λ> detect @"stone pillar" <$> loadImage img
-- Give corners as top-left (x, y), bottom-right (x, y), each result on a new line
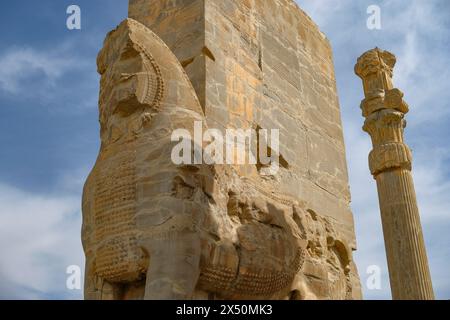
top-left (354, 48), bottom-right (434, 300)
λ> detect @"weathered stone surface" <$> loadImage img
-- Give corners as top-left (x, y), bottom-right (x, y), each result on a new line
top-left (81, 0), bottom-right (362, 300)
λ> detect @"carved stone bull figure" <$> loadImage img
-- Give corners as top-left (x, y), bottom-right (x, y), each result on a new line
top-left (82, 19), bottom-right (353, 300)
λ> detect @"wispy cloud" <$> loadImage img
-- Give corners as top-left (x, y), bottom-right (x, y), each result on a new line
top-left (0, 45), bottom-right (77, 94)
top-left (0, 42), bottom-right (98, 113)
top-left (0, 182), bottom-right (84, 299)
top-left (385, 0), bottom-right (450, 125)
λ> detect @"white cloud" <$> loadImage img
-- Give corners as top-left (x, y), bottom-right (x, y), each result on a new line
top-left (0, 46), bottom-right (76, 94)
top-left (414, 148), bottom-right (450, 223)
top-left (386, 1), bottom-right (450, 125)
top-left (0, 182), bottom-right (84, 299)
top-left (57, 166), bottom-right (92, 194)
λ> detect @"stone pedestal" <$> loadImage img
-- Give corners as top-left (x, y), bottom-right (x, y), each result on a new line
top-left (355, 48), bottom-right (434, 300)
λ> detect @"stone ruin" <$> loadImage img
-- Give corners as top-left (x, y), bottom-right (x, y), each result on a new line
top-left (82, 0), bottom-right (362, 300)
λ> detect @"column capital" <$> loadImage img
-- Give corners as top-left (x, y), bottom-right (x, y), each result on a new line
top-left (355, 48), bottom-right (408, 117)
top-left (355, 47), bottom-right (396, 81)
top-left (363, 109), bottom-right (412, 176)
top-left (355, 48), bottom-right (412, 177)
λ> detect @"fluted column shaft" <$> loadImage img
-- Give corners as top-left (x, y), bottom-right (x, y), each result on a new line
top-left (355, 48), bottom-right (434, 300)
top-left (376, 169), bottom-right (434, 299)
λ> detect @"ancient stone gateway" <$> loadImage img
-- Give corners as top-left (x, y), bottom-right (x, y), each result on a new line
top-left (82, 0), bottom-right (362, 300)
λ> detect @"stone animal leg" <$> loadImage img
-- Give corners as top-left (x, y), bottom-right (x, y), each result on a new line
top-left (84, 259), bottom-right (123, 300)
top-left (83, 259), bottom-right (100, 300)
top-left (98, 280), bottom-right (123, 300)
top-left (141, 231), bottom-right (201, 300)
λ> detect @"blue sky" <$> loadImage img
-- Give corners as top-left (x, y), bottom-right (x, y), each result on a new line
top-left (0, 0), bottom-right (448, 300)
